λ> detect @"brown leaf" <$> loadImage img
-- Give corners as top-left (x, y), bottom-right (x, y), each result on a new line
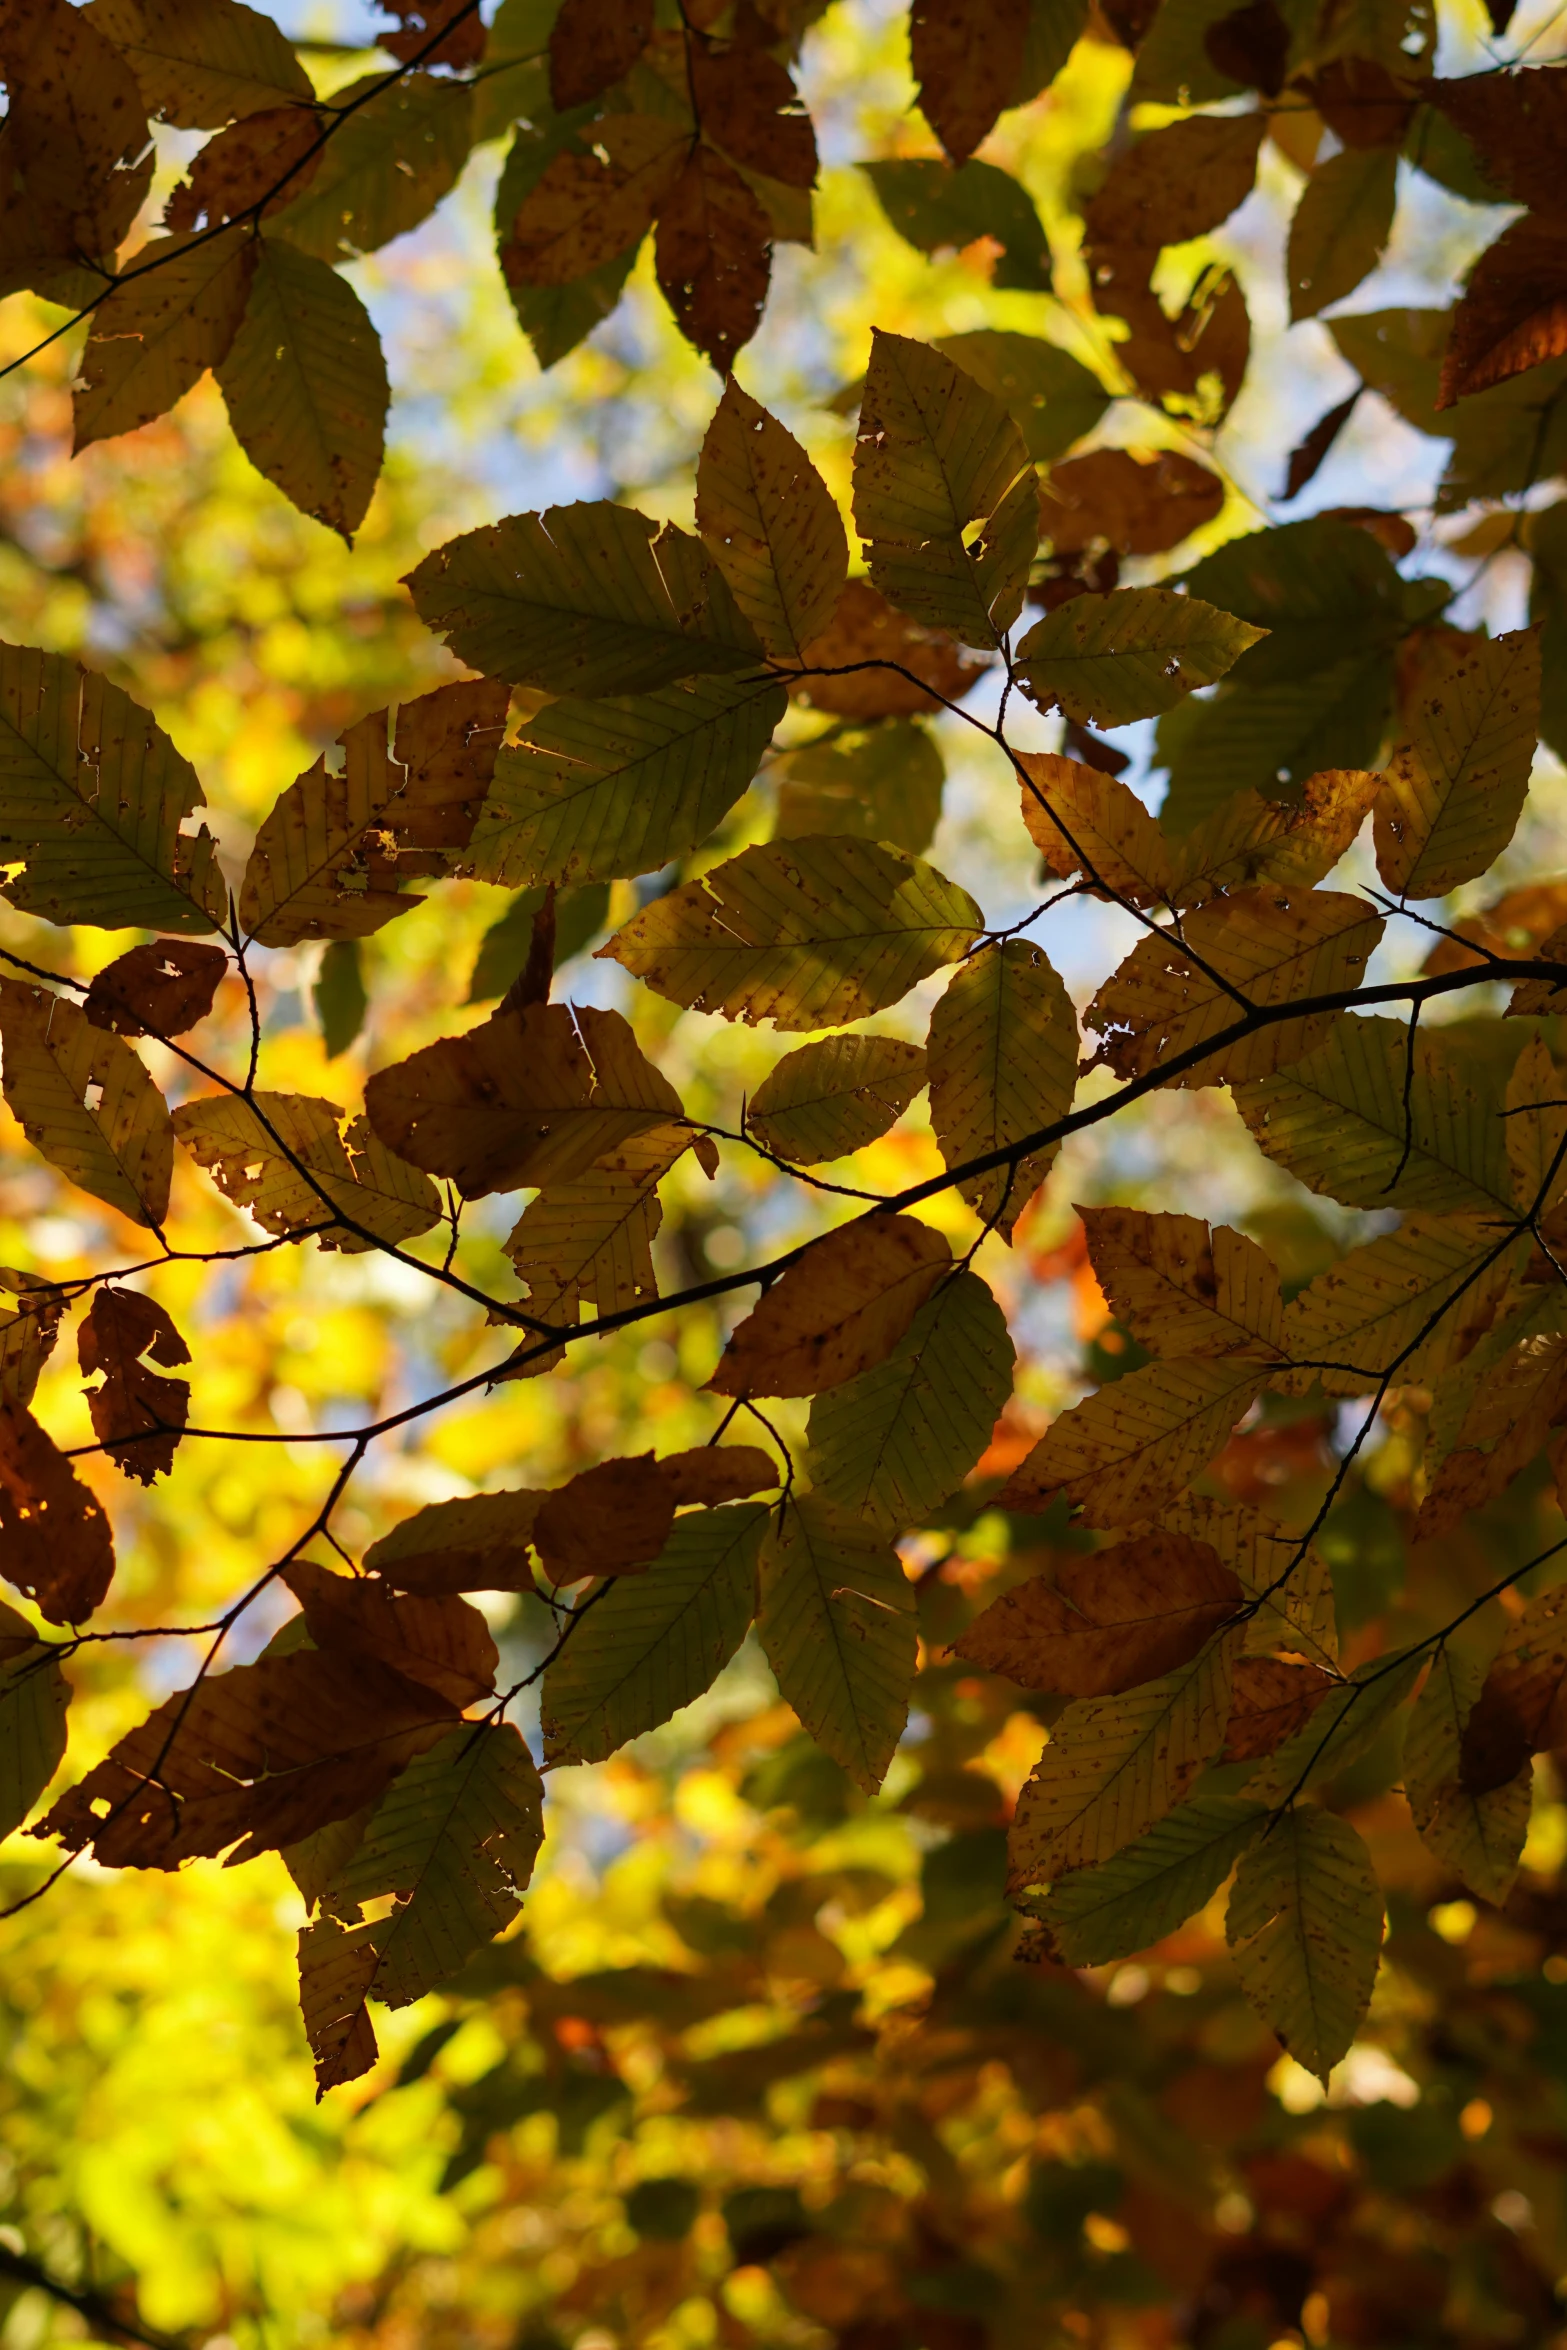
top-left (707, 1213), bottom-right (951, 1398)
top-left (1416, 1326), bottom-right (1567, 1538)
top-left (83, 939), bottom-right (228, 1039)
top-left (1282, 390), bottom-right (1360, 500)
top-left (654, 145), bottom-right (772, 375)
top-left (1084, 114), bottom-right (1265, 251)
top-left (0, 1272), bottom-right (65, 1408)
top-left (284, 1558), bottom-right (498, 1708)
top-left (1438, 215), bottom-right (1567, 408)
top-left (165, 105), bottom-right (323, 231)
top-left (0, 1401), bottom-right (115, 1625)
top-left (1422, 879), bottom-right (1567, 979)
top-left (1307, 57), bottom-right (1416, 149)
top-left (1465, 1585), bottom-right (1567, 1790)
top-left (298, 1916), bottom-right (380, 2093)
top-left (1429, 66), bottom-right (1567, 221)
top-left (533, 1455), bottom-right (676, 1586)
top-left (786, 579), bottom-right (989, 719)
top-left (690, 42), bottom-right (817, 187)
top-left (78, 1286), bottom-right (191, 1484)
top-left (1039, 450), bottom-right (1224, 557)
top-left (1204, 1), bottom-right (1289, 95)
top-left (548, 0), bottom-right (653, 109)
top-left (955, 1533), bottom-right (1241, 1696)
top-left (363, 1491), bottom-right (544, 1595)
top-left (1223, 1656), bottom-right (1336, 1761)
top-left (1081, 1206), bottom-right (1285, 1361)
top-left (1089, 251), bottom-right (1251, 415)
top-left (659, 1444), bottom-right (778, 1505)
top-left (504, 114), bottom-right (687, 286)
top-left (377, 0), bottom-right (486, 69)
top-left (0, 0), bottom-right (151, 269)
top-left (908, 0), bottom-right (1029, 166)
top-left (364, 999), bottom-right (683, 1200)
top-left (36, 1648), bottom-right (458, 1867)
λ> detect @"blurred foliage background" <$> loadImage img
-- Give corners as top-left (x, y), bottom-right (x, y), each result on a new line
top-left (5, 0), bottom-right (1567, 2344)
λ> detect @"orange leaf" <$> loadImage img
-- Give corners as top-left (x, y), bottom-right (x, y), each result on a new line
top-left (707, 1213), bottom-right (951, 1397)
top-left (955, 1532), bottom-right (1241, 1696)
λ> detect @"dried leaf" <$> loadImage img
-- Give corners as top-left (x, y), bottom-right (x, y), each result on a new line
top-left (1081, 1206), bottom-right (1285, 1360)
top-left (695, 381), bottom-right (847, 659)
top-left (0, 981), bottom-right (174, 1227)
top-left (654, 145), bottom-right (773, 375)
top-left (533, 1455), bottom-right (677, 1587)
top-left (364, 1491), bottom-right (544, 1596)
top-left (659, 1446), bottom-right (778, 1506)
top-left (958, 1532), bottom-right (1241, 1697)
top-left (787, 579), bottom-right (989, 719)
top-left (689, 42), bottom-right (817, 189)
top-left (173, 1091), bottom-right (442, 1250)
top-left (283, 1558), bottom-right (498, 1709)
top-left (506, 114), bottom-right (687, 284)
top-left (0, 1403), bottom-right (116, 1626)
top-left (83, 940), bottom-right (228, 1038)
top-left (707, 1213), bottom-right (951, 1398)
top-left (165, 104), bottom-right (323, 231)
top-left (1222, 1656), bottom-right (1335, 1762)
top-left (1039, 449), bottom-right (1223, 557)
top-left (548, 0), bottom-right (653, 107)
top-left (909, 0), bottom-right (1030, 166)
top-left (78, 1287), bottom-right (190, 1484)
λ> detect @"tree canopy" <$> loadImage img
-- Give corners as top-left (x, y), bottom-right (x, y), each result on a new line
top-left (0, 0), bottom-right (1566, 2341)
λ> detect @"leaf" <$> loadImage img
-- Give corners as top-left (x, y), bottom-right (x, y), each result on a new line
top-left (0, 642), bottom-right (226, 932)
top-left (365, 1491), bottom-right (545, 1596)
top-left (927, 940), bottom-right (1078, 1238)
top-left (540, 1503), bottom-right (768, 1764)
top-left (270, 69), bottom-right (473, 262)
top-left (1154, 1493), bottom-right (1339, 1673)
top-left (1039, 450), bottom-right (1224, 558)
top-left (773, 723), bottom-right (945, 858)
top-left (1007, 1630), bottom-right (1236, 1886)
top-left (1080, 1206), bottom-right (1285, 1361)
top-left (958, 1532), bottom-right (1242, 1698)
top-left (494, 118), bottom-right (639, 368)
top-left (0, 1597), bottom-right (70, 1840)
top-left (1035, 1795), bottom-right (1269, 1966)
top-left (0, 981), bottom-right (174, 1227)
top-left (1226, 1808), bottom-right (1382, 2084)
top-left (758, 1496), bottom-right (916, 1794)
top-left (695, 382), bottom-right (847, 661)
top-left (463, 676), bottom-right (783, 891)
top-left (0, 1404), bottom-right (116, 1626)
top-left (0, 0), bottom-right (152, 274)
top-left (654, 145), bottom-right (773, 374)
top-left (1275, 1214), bottom-right (1516, 1399)
top-left (864, 160), bottom-right (1052, 294)
top-left (1017, 752), bottom-right (1175, 904)
top-left (935, 329), bottom-right (1108, 463)
top-left (83, 0), bottom-right (314, 126)
top-left (598, 837), bottom-right (982, 1031)
top-left (172, 1091), bottom-right (441, 1251)
top-left (1234, 1015), bottom-right (1513, 1215)
top-left (502, 113), bottom-right (687, 284)
top-left (503, 1122), bottom-right (690, 1341)
top-left (1439, 215), bottom-right (1567, 407)
top-left (1162, 769), bottom-right (1382, 904)
top-left (215, 235), bottom-right (388, 541)
top-left (1414, 1315), bottom-right (1567, 1539)
top-left (364, 1000), bottom-right (682, 1200)
top-left (283, 1558), bottom-right (499, 1709)
top-left (315, 939), bottom-right (367, 1059)
top-left (1421, 875), bottom-right (1567, 978)
top-left (707, 1213), bottom-right (951, 1399)
top-left (405, 504), bottom-right (762, 696)
top-left (787, 579), bottom-right (989, 720)
top-left (548, 0), bottom-right (652, 108)
top-left (83, 939), bottom-right (227, 1038)
top-left (1084, 887), bottom-right (1384, 1087)
top-left (1018, 591), bottom-right (1266, 727)
top-left (688, 42), bottom-right (817, 192)
top-left (239, 678), bottom-right (509, 945)
top-left (1426, 65), bottom-right (1567, 219)
top-left (1458, 1585), bottom-right (1567, 1793)
top-left (660, 1446), bottom-right (778, 1506)
top-left (852, 329), bottom-right (1036, 648)
top-left (806, 1267), bottom-right (1015, 1529)
top-left (1372, 625), bottom-right (1541, 897)
top-left (36, 1648), bottom-right (459, 1868)
top-left (1404, 1645), bottom-right (1529, 1904)
top-left (0, 1276), bottom-right (65, 1411)
top-left (533, 1456), bottom-right (676, 1587)
top-left (468, 882), bottom-right (608, 1003)
top-left (1505, 1035), bottom-right (1567, 1222)
top-left (1282, 388), bottom-right (1361, 499)
top-left (78, 1287), bottom-right (190, 1484)
top-left (997, 1356), bottom-right (1264, 1527)
top-left (72, 231), bottom-right (256, 448)
top-left (1158, 656), bottom-right (1397, 834)
top-left (908, 0), bottom-right (1030, 165)
top-left (297, 1723), bottom-right (545, 2090)
top-left (747, 1034), bottom-right (927, 1165)
top-left (1288, 147), bottom-right (1399, 322)
top-left (1083, 113), bottom-right (1265, 249)
top-left (165, 104), bottom-right (323, 232)
top-left (1223, 1657), bottom-right (1336, 1763)
top-left (1242, 1649), bottom-right (1424, 1804)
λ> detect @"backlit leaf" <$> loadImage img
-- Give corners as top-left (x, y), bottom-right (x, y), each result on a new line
top-left (1373, 625), bottom-right (1541, 897)
top-left (1223, 1657), bottom-right (1336, 1764)
top-left (787, 579), bottom-right (989, 720)
top-left (269, 69), bottom-right (473, 262)
top-left (1083, 112), bottom-right (1264, 249)
top-left (864, 160), bottom-right (1052, 294)
top-left (503, 1122), bottom-right (691, 1344)
top-left (908, 0), bottom-right (1029, 166)
top-left (1275, 1213), bottom-right (1516, 1398)
top-left (72, 231), bottom-right (256, 448)
top-left (1017, 590), bottom-right (1265, 727)
top-left (653, 145), bottom-right (772, 375)
top-left (284, 1559), bottom-right (499, 1709)
top-left (758, 1495), bottom-right (915, 1793)
top-left (1241, 1649), bottom-right (1423, 1804)
top-left (83, 940), bottom-right (228, 1039)
top-left (84, 0), bottom-right (313, 125)
top-left (747, 1034), bottom-right (927, 1165)
top-left (1080, 1206), bottom-right (1285, 1360)
top-left (1035, 1795), bottom-right (1269, 1966)
top-left (957, 1532), bottom-right (1241, 1697)
top-left (1439, 216), bottom-right (1567, 408)
top-left (772, 721), bottom-right (945, 857)
top-left (548, 0), bottom-right (652, 108)
top-left (998, 1356), bottom-right (1263, 1527)
top-left (1039, 449), bottom-right (1223, 558)
top-left (78, 1287), bottom-right (190, 1484)
top-left (0, 981), bottom-right (173, 1227)
top-left (1226, 1807), bottom-right (1382, 2084)
top-left (0, 1597), bottom-right (70, 1840)
top-left (533, 1456), bottom-right (676, 1587)
top-left (172, 1091), bottom-right (442, 1251)
top-left (1404, 1644), bottom-right (1530, 1904)
top-left (503, 112), bottom-right (686, 284)
top-left (695, 381), bottom-right (847, 660)
top-left (927, 939), bottom-right (1078, 1237)
top-left (365, 1491), bottom-right (544, 1597)
top-left (0, 1404), bottom-right (116, 1626)
top-left (936, 328), bottom-right (1108, 462)
top-left (1152, 1493), bottom-right (1339, 1673)
top-left (1288, 147), bottom-right (1398, 321)
top-left (709, 1213), bottom-right (950, 1399)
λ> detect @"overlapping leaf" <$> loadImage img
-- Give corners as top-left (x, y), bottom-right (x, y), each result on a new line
top-left (0, 982), bottom-right (174, 1227)
top-left (174, 1090), bottom-right (442, 1249)
top-left (927, 940), bottom-right (1078, 1238)
top-left (758, 1496), bottom-right (915, 1795)
top-left (1226, 1808), bottom-right (1382, 2084)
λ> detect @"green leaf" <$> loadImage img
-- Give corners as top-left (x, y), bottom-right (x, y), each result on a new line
top-left (747, 1033), bottom-right (927, 1165)
top-left (1226, 1807), bottom-right (1382, 2083)
top-left (597, 836), bottom-right (982, 1031)
top-left (927, 939), bottom-right (1078, 1238)
top-left (1529, 498), bottom-right (1567, 765)
top-left (1328, 309), bottom-right (1567, 512)
top-left (1404, 1644), bottom-right (1530, 1905)
top-left (1233, 1014), bottom-right (1514, 1216)
top-left (1008, 1632), bottom-right (1236, 1886)
top-left (0, 643), bottom-right (226, 933)
top-left (172, 1091), bottom-right (442, 1251)
top-left (1154, 1494), bottom-right (1339, 1673)
top-left (463, 676), bottom-right (784, 889)
top-left (757, 1495), bottom-right (916, 1794)
top-left (852, 328), bottom-right (1036, 648)
top-left (935, 330), bottom-right (1110, 465)
top-left (270, 70), bottom-right (473, 262)
top-left (83, 0), bottom-right (314, 126)
top-left (1035, 1795), bottom-right (1269, 1966)
top-left (493, 111), bottom-right (638, 369)
top-left (863, 160), bottom-right (1052, 294)
top-left (1018, 0), bottom-right (1091, 100)
top-left (1275, 1214), bottom-right (1518, 1400)
top-left (314, 939), bottom-right (367, 1060)
top-left (1157, 654), bottom-right (1396, 833)
top-left (1373, 625), bottom-right (1542, 897)
top-left (0, 981), bottom-right (173, 1227)
top-left (695, 380), bottom-right (848, 661)
top-left (773, 722), bottom-right (945, 857)
top-left (541, 1504), bottom-right (767, 1765)
top-left (999, 1356), bottom-right (1263, 1527)
top-left (467, 882), bottom-right (610, 1002)
top-left (404, 505), bottom-right (763, 696)
top-left (0, 1596), bottom-right (69, 1839)
top-left (1182, 517), bottom-right (1416, 685)
top-left (216, 235), bottom-right (388, 541)
top-left (1016, 590), bottom-right (1264, 727)
top-left (1288, 148), bottom-right (1399, 322)
top-left (1241, 1649), bottom-right (1423, 1804)
top-left (72, 230), bottom-right (256, 449)
top-left (805, 1267), bottom-right (1014, 1531)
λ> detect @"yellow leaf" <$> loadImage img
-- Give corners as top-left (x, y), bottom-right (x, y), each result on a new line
top-left (998, 1355), bottom-right (1263, 1527)
top-left (1080, 1205), bottom-right (1285, 1360)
